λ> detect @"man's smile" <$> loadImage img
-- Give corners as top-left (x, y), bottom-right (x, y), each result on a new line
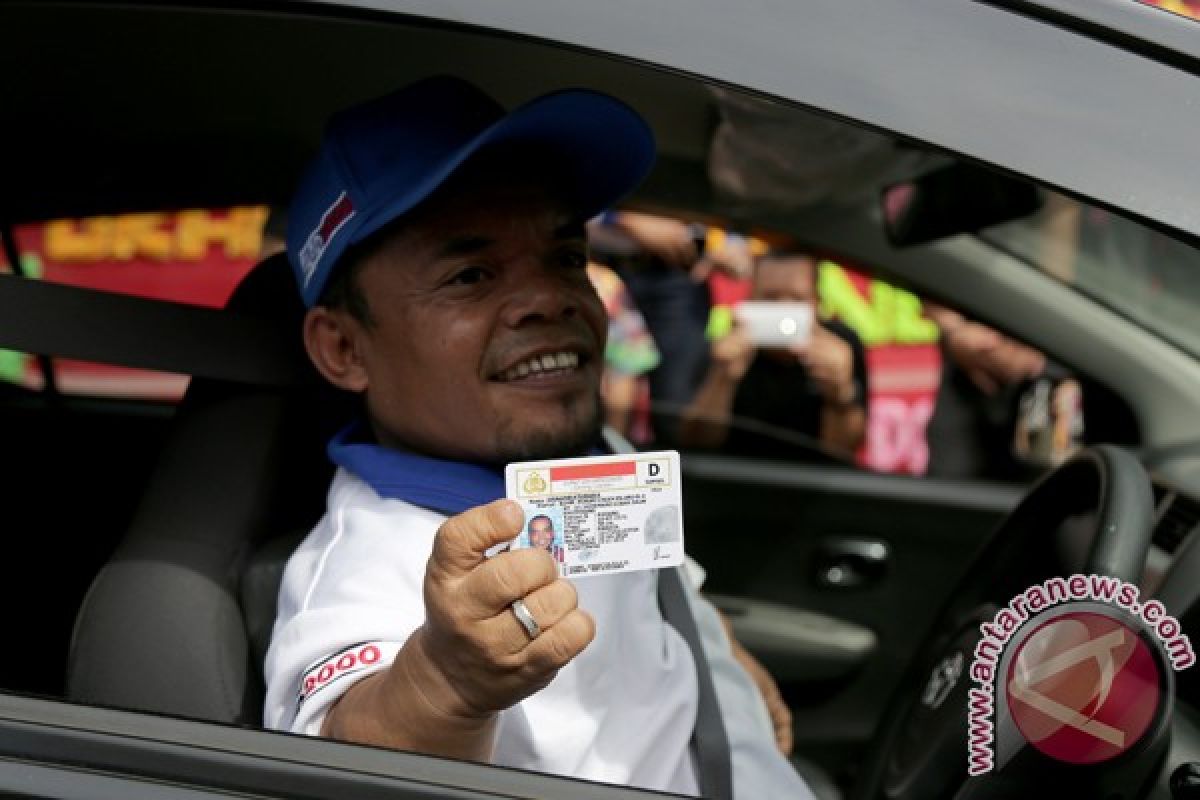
top-left (490, 343), bottom-right (596, 386)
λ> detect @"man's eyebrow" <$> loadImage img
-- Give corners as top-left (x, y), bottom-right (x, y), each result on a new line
top-left (434, 222), bottom-right (584, 260)
top-left (436, 235), bottom-right (494, 260)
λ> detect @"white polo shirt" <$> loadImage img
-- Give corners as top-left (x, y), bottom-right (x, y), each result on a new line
top-left (264, 467), bottom-right (813, 798)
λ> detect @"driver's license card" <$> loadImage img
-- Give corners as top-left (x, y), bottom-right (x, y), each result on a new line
top-left (499, 451), bottom-right (684, 578)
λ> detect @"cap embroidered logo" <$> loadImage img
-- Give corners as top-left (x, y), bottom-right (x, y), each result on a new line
top-left (299, 191), bottom-right (356, 285)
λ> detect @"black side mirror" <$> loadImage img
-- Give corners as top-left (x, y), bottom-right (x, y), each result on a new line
top-left (882, 162), bottom-right (1043, 247)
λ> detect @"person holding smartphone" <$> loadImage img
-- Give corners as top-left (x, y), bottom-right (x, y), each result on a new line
top-left (679, 251), bottom-right (868, 458)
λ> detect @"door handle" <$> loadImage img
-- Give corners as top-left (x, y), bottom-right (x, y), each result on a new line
top-left (814, 537), bottom-right (889, 589)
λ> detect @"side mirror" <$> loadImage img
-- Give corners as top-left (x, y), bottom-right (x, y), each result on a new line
top-left (882, 162), bottom-right (1043, 247)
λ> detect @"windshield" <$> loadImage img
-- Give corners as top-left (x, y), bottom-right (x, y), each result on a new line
top-left (982, 191), bottom-right (1200, 358)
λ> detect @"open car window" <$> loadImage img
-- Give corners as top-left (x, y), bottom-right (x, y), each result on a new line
top-left (983, 191), bottom-right (1200, 361)
top-left (1, 207), bottom-right (273, 400)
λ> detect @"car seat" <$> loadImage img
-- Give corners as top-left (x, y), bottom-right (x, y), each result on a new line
top-left (66, 253), bottom-right (345, 724)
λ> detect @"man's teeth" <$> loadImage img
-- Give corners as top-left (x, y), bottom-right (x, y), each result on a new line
top-left (502, 351), bottom-right (580, 381)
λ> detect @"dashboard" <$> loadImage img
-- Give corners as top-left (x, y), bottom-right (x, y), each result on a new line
top-left (1147, 473), bottom-right (1200, 614)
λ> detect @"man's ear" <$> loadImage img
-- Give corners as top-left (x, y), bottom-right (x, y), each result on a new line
top-left (302, 306), bottom-right (369, 392)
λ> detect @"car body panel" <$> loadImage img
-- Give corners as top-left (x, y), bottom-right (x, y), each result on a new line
top-left (324, 0), bottom-right (1200, 235)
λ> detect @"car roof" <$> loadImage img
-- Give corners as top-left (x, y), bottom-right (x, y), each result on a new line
top-left (4, 0), bottom-right (1200, 240)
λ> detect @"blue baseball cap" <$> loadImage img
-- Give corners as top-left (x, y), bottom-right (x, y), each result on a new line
top-left (286, 76), bottom-right (657, 307)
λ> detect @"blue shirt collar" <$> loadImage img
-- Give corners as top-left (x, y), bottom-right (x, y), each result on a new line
top-left (328, 421), bottom-right (609, 517)
top-left (328, 422), bottom-right (504, 516)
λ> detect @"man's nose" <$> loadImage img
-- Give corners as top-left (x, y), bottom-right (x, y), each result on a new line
top-left (502, 264), bottom-right (579, 326)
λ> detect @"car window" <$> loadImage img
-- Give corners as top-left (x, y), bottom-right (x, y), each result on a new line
top-left (601, 212), bottom-right (1105, 485)
top-left (983, 191), bottom-right (1200, 360)
top-left (590, 212), bottom-right (952, 476)
top-left (0, 247), bottom-right (46, 390)
top-left (594, 162), bottom-right (1159, 487)
top-left (1, 206), bottom-right (273, 400)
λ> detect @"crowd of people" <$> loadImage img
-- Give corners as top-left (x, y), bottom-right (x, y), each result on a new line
top-left (584, 210), bottom-right (1083, 477)
top-left (585, 210), bottom-right (872, 464)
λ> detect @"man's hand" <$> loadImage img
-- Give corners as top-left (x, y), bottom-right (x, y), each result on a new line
top-left (944, 321), bottom-right (1044, 396)
top-left (796, 324), bottom-right (856, 407)
top-left (711, 324), bottom-right (757, 384)
top-left (720, 612), bottom-right (793, 756)
top-left (419, 499), bottom-right (596, 717)
top-left (322, 499), bottom-right (595, 759)
top-left (692, 236), bottom-right (755, 282)
top-left (733, 643), bottom-right (794, 756)
top-left (612, 211), bottom-right (698, 269)
top-left (927, 305), bottom-right (1045, 396)
top-left (678, 324), bottom-right (755, 449)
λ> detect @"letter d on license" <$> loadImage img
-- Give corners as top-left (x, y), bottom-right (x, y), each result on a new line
top-left (638, 457), bottom-right (670, 486)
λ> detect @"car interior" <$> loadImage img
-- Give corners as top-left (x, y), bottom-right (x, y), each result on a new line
top-left (6, 3), bottom-right (1200, 799)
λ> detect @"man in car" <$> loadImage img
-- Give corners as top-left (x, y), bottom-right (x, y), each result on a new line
top-left (680, 251), bottom-right (868, 457)
top-left (263, 76), bottom-right (813, 798)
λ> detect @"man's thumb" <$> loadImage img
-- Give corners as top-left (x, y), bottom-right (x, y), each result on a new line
top-left (431, 499), bottom-right (525, 576)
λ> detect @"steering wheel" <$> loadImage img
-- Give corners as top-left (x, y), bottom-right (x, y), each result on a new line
top-left (855, 445), bottom-right (1163, 799)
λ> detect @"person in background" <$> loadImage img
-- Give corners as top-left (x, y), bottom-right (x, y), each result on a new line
top-left (924, 304), bottom-right (1082, 480)
top-left (586, 261), bottom-right (659, 444)
top-left (680, 251), bottom-right (868, 457)
top-left (589, 212), bottom-right (713, 434)
top-left (589, 211), bottom-right (762, 445)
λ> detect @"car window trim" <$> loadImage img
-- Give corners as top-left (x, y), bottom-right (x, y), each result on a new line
top-left (0, 694), bottom-right (681, 800)
top-left (983, 0), bottom-right (1200, 75)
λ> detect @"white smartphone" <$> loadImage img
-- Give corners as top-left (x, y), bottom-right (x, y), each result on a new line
top-left (734, 302), bottom-right (814, 347)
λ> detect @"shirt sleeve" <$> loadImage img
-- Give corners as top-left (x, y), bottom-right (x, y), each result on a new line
top-left (263, 483), bottom-right (441, 735)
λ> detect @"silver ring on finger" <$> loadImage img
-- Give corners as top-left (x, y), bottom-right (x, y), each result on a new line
top-left (510, 598), bottom-right (541, 641)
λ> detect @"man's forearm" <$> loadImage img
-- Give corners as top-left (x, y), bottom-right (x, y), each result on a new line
top-left (679, 371), bottom-right (740, 449)
top-left (320, 628), bottom-right (498, 761)
top-left (819, 404), bottom-right (865, 453)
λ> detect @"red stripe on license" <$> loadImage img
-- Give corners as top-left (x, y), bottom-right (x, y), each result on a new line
top-left (550, 461), bottom-right (636, 481)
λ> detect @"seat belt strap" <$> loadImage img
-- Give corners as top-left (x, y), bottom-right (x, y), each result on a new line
top-left (605, 428), bottom-right (734, 798)
top-left (659, 566), bottom-right (735, 800)
top-left (0, 273), bottom-right (304, 387)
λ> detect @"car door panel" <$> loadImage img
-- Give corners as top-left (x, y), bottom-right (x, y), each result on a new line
top-left (706, 593), bottom-right (877, 683)
top-left (681, 455), bottom-right (1023, 759)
